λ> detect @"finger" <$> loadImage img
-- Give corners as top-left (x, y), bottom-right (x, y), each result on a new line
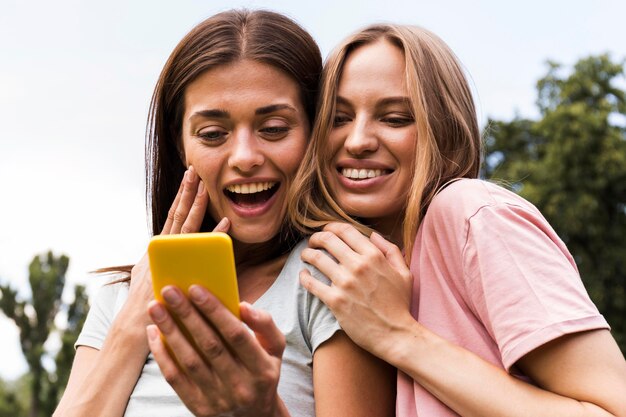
top-left (212, 217), bottom-right (231, 233)
top-left (147, 324), bottom-right (209, 412)
top-left (180, 180), bottom-right (208, 234)
top-left (188, 285), bottom-right (275, 374)
top-left (307, 229), bottom-right (355, 266)
top-left (300, 247), bottom-right (344, 285)
top-left (322, 222), bottom-right (376, 256)
top-left (240, 302), bottom-right (285, 359)
top-left (369, 232), bottom-right (407, 271)
top-left (148, 298), bottom-right (217, 384)
top-left (162, 170), bottom-right (187, 234)
top-left (169, 166), bottom-right (199, 234)
top-left (147, 324), bottom-right (187, 384)
top-left (162, 286), bottom-right (246, 382)
top-left (299, 269), bottom-right (338, 310)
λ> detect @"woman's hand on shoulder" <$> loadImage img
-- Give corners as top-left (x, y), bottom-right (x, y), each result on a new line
top-left (147, 286), bottom-right (288, 417)
top-left (300, 222), bottom-right (414, 360)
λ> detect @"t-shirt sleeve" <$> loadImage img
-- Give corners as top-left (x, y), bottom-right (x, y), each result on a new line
top-left (462, 202), bottom-right (609, 370)
top-left (74, 282), bottom-right (124, 350)
top-left (303, 265), bottom-right (342, 353)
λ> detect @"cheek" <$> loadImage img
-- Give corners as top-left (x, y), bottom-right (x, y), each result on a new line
top-left (395, 129), bottom-right (417, 163)
top-left (186, 152), bottom-right (223, 194)
top-left (278, 138), bottom-right (308, 177)
top-left (327, 130), bottom-right (344, 156)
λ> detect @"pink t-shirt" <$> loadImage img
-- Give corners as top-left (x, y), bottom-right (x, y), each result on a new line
top-left (396, 179), bottom-right (609, 416)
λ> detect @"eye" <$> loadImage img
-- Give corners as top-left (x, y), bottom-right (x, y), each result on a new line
top-left (381, 114), bottom-right (414, 127)
top-left (259, 123), bottom-right (290, 140)
top-left (333, 113), bottom-right (352, 127)
top-left (196, 127), bottom-right (227, 144)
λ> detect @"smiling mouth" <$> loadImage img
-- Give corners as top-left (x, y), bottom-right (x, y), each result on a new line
top-left (224, 182), bottom-right (279, 207)
top-left (340, 168), bottom-right (391, 180)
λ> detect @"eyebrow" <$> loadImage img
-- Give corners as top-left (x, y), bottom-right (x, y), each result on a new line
top-left (378, 96), bottom-right (411, 107)
top-left (335, 96), bottom-right (411, 107)
top-left (190, 109), bottom-right (230, 120)
top-left (255, 103), bottom-right (297, 115)
top-left (189, 104), bottom-right (297, 120)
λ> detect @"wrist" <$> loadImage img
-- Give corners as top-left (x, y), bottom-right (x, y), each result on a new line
top-left (110, 303), bottom-right (151, 346)
top-left (383, 315), bottom-right (428, 369)
top-left (117, 292), bottom-right (152, 330)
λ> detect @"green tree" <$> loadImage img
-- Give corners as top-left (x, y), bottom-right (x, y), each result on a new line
top-left (50, 284), bottom-right (89, 403)
top-left (0, 377), bottom-right (24, 417)
top-left (484, 54), bottom-right (626, 352)
top-left (0, 252), bottom-right (89, 417)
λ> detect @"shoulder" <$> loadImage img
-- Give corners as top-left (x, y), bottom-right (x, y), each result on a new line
top-left (284, 239), bottom-right (331, 285)
top-left (90, 279), bottom-right (128, 308)
top-left (432, 179), bottom-right (533, 215)
top-left (84, 279), bottom-right (130, 326)
top-left (75, 280), bottom-right (128, 350)
top-left (425, 179), bottom-right (539, 228)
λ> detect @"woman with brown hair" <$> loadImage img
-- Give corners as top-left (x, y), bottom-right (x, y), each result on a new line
top-left (292, 24), bottom-right (626, 416)
top-left (54, 10), bottom-right (394, 417)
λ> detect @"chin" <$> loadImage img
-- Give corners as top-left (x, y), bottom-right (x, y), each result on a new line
top-left (229, 224), bottom-right (279, 245)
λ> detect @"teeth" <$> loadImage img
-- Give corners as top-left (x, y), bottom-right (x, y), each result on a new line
top-left (341, 168), bottom-right (384, 180)
top-left (226, 182), bottom-right (276, 194)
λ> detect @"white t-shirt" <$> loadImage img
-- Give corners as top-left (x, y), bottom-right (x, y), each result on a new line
top-left (76, 239), bottom-right (340, 417)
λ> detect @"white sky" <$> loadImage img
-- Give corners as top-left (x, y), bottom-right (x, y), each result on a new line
top-left (1, 0), bottom-right (625, 380)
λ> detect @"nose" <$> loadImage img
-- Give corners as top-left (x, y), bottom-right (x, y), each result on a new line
top-left (228, 129), bottom-right (265, 172)
top-left (344, 117), bottom-right (378, 156)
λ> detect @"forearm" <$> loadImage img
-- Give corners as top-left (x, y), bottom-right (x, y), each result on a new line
top-left (56, 319), bottom-right (149, 417)
top-left (389, 322), bottom-right (619, 417)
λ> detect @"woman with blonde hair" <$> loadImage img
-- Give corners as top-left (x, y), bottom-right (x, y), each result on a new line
top-left (54, 10), bottom-right (394, 417)
top-left (291, 24), bottom-right (626, 416)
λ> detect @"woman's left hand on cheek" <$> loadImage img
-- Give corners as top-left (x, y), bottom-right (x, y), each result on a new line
top-left (300, 222), bottom-right (414, 358)
top-left (147, 285), bottom-right (286, 417)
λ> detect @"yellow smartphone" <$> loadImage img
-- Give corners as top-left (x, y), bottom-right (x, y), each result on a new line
top-left (148, 232), bottom-right (240, 318)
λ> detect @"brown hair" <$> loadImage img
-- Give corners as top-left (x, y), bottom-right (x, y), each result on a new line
top-left (100, 9), bottom-right (322, 278)
top-left (288, 24), bottom-right (481, 258)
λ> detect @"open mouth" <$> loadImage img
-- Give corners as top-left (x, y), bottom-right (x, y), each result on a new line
top-left (339, 168), bottom-right (391, 180)
top-left (224, 181), bottom-right (279, 207)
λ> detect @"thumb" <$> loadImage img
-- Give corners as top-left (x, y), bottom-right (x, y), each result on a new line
top-left (240, 302), bottom-right (286, 358)
top-left (212, 217), bottom-right (231, 233)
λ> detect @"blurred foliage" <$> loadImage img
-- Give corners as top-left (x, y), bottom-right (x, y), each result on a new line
top-left (0, 252), bottom-right (89, 417)
top-left (0, 377), bottom-right (24, 417)
top-left (483, 54), bottom-right (626, 353)
top-left (0, 374), bottom-right (29, 417)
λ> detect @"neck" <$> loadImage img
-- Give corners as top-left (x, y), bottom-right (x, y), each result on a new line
top-left (232, 231), bottom-right (296, 269)
top-left (232, 234), bottom-right (293, 303)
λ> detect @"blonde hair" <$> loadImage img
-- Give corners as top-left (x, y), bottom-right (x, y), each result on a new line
top-left (288, 24), bottom-right (481, 259)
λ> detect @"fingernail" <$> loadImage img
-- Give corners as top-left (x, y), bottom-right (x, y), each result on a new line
top-left (197, 181), bottom-right (204, 195)
top-left (188, 166), bottom-right (196, 182)
top-left (215, 217), bottom-right (229, 230)
top-left (162, 286), bottom-right (182, 306)
top-left (146, 325), bottom-right (159, 341)
top-left (242, 302), bottom-right (257, 319)
top-left (150, 303), bottom-right (167, 322)
top-left (189, 285), bottom-right (208, 303)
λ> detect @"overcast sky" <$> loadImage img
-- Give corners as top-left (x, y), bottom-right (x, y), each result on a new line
top-left (1, 0), bottom-right (625, 380)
